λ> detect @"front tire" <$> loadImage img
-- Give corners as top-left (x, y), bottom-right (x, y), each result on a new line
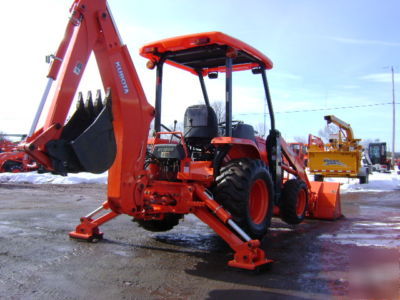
top-left (280, 179), bottom-right (308, 225)
top-left (214, 158), bottom-right (274, 239)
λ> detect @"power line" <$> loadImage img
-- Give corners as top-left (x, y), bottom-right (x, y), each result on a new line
top-left (237, 101), bottom-right (400, 116)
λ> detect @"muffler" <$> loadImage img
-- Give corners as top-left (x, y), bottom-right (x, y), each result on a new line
top-left (46, 89), bottom-right (116, 175)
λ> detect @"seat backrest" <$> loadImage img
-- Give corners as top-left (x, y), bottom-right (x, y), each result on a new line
top-left (184, 105), bottom-right (218, 140)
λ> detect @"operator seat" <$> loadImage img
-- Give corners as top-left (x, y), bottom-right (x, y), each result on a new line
top-left (184, 105), bottom-right (218, 145)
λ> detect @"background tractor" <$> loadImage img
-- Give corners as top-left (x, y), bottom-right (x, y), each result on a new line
top-left (0, 134), bottom-right (37, 173)
top-left (366, 142), bottom-right (392, 173)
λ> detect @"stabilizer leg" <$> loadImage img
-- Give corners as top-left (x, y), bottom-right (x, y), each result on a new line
top-left (69, 202), bottom-right (119, 242)
top-left (194, 185), bottom-right (272, 270)
top-left (194, 207), bottom-right (272, 270)
top-left (228, 240), bottom-right (271, 270)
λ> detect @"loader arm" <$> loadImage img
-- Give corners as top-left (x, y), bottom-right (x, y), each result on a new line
top-left (23, 0), bottom-right (154, 215)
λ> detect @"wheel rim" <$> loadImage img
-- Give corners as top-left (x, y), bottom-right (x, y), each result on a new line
top-left (249, 179), bottom-right (269, 224)
top-left (296, 189), bottom-right (307, 217)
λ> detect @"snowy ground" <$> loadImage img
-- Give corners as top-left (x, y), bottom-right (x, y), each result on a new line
top-left (324, 170), bottom-right (400, 193)
top-left (0, 169), bottom-right (399, 192)
top-left (0, 171), bottom-right (107, 185)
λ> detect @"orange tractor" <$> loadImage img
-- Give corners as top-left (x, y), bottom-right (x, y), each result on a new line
top-left (0, 134), bottom-right (37, 172)
top-left (0, 135), bottom-right (23, 152)
top-left (21, 0), bottom-right (341, 270)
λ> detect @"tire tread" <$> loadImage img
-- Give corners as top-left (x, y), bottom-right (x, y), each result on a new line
top-left (280, 179), bottom-right (308, 225)
top-left (214, 158), bottom-right (273, 238)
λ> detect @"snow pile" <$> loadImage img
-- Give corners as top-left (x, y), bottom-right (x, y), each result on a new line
top-left (0, 171), bottom-right (107, 184)
top-left (327, 171), bottom-right (400, 193)
top-left (0, 169), bottom-right (399, 191)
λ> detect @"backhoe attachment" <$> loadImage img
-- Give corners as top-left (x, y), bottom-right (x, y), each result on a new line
top-left (21, 0), bottom-right (343, 273)
top-left (46, 89), bottom-right (116, 175)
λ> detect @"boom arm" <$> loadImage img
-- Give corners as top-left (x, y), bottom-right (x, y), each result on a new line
top-left (23, 0), bottom-right (154, 215)
top-left (324, 115), bottom-right (354, 141)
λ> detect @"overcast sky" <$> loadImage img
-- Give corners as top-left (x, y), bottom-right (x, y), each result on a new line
top-left (0, 0), bottom-right (398, 149)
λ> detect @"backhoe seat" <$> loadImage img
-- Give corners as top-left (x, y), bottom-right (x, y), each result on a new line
top-left (184, 105), bottom-right (218, 144)
top-left (232, 124), bottom-right (256, 141)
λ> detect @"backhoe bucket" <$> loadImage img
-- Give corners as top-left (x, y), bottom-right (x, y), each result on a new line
top-left (309, 181), bottom-right (342, 220)
top-left (46, 89), bottom-right (116, 175)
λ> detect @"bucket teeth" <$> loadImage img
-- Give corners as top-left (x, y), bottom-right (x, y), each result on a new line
top-left (85, 91), bottom-right (95, 120)
top-left (76, 92), bottom-right (85, 111)
top-left (94, 89), bottom-right (104, 115)
top-left (104, 88), bottom-right (112, 106)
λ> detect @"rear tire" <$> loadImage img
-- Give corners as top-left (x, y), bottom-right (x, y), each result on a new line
top-left (314, 174), bottom-right (324, 182)
top-left (134, 214), bottom-right (182, 232)
top-left (3, 161), bottom-right (23, 173)
top-left (280, 179), bottom-right (308, 225)
top-left (359, 175), bottom-right (369, 184)
top-left (214, 158), bottom-right (274, 239)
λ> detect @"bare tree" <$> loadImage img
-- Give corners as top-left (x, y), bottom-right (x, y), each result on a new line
top-left (0, 132), bottom-right (10, 142)
top-left (254, 122), bottom-right (268, 138)
top-left (210, 101), bottom-right (225, 124)
top-left (317, 124), bottom-right (338, 143)
top-left (167, 120), bottom-right (183, 132)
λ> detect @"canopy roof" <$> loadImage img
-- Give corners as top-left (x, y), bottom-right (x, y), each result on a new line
top-left (140, 31), bottom-right (273, 75)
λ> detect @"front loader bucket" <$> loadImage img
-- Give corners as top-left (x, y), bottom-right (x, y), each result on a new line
top-left (46, 89), bottom-right (116, 175)
top-left (309, 181), bottom-right (342, 220)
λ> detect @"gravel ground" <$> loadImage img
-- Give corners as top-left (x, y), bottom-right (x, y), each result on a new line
top-left (0, 183), bottom-right (398, 299)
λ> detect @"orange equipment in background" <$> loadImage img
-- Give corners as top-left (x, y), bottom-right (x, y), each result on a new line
top-left (0, 134), bottom-right (37, 172)
top-left (308, 134), bottom-right (325, 152)
top-left (21, 0), bottom-right (341, 270)
top-left (288, 142), bottom-right (308, 167)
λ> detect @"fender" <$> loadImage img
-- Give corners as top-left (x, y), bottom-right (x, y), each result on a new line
top-left (211, 136), bottom-right (263, 160)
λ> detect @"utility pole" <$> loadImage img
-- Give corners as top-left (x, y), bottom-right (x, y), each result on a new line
top-left (391, 66), bottom-right (396, 169)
